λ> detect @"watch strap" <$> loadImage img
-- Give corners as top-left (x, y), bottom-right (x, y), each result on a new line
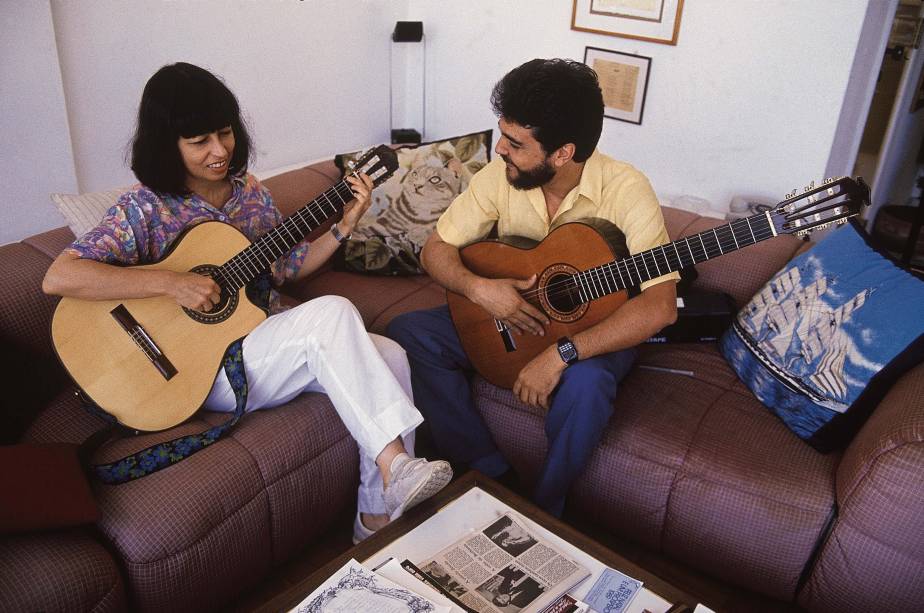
top-left (330, 222), bottom-right (352, 243)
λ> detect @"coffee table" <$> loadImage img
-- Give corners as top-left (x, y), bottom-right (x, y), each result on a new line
top-left (254, 471), bottom-right (696, 612)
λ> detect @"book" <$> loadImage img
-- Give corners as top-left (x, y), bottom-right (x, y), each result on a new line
top-left (414, 512), bottom-right (591, 612)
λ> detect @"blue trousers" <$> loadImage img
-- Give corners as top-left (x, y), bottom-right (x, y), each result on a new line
top-left (387, 305), bottom-right (636, 516)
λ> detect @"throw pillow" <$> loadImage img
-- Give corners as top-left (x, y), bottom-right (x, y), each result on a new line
top-left (720, 219), bottom-right (924, 452)
top-left (0, 443), bottom-right (99, 534)
top-left (334, 129), bottom-right (492, 275)
top-left (51, 188), bottom-right (128, 238)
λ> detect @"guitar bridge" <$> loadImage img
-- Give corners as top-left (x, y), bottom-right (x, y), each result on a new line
top-left (111, 304), bottom-right (177, 380)
top-left (495, 319), bottom-right (517, 352)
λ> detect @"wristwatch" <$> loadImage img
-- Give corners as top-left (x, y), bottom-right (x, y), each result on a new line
top-left (556, 337), bottom-right (579, 365)
top-left (330, 222), bottom-right (352, 243)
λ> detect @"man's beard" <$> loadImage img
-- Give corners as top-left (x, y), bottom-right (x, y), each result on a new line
top-left (502, 155), bottom-right (556, 190)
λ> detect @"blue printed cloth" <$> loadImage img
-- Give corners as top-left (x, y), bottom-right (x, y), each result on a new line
top-left (720, 220), bottom-right (924, 451)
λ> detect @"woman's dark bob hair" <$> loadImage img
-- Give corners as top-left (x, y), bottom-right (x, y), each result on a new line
top-left (130, 62), bottom-right (252, 195)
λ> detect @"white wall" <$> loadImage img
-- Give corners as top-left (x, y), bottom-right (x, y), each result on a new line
top-left (1, 1), bottom-right (78, 245)
top-left (51, 0), bottom-right (398, 192)
top-left (405, 0), bottom-right (869, 212)
top-left (2, 0), bottom-right (870, 245)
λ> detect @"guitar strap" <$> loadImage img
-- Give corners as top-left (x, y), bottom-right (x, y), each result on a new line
top-left (82, 272), bottom-right (272, 485)
top-left (89, 338), bottom-right (249, 485)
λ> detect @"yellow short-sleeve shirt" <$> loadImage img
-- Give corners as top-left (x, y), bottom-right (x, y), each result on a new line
top-left (436, 149), bottom-right (680, 291)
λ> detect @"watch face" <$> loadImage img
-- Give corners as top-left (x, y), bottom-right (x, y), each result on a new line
top-left (558, 338), bottom-right (577, 364)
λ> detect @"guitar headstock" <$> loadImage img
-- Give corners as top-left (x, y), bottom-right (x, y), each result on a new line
top-left (768, 176), bottom-right (870, 238)
top-left (348, 145), bottom-right (400, 188)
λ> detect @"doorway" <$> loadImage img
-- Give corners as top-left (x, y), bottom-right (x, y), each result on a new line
top-left (854, 0), bottom-right (924, 267)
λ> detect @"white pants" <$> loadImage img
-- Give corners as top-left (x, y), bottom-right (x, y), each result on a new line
top-left (204, 295), bottom-right (423, 515)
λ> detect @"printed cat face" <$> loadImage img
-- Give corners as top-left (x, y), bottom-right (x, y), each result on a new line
top-left (400, 164), bottom-right (462, 212)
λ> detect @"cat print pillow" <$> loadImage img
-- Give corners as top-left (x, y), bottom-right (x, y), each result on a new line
top-left (334, 130), bottom-right (492, 275)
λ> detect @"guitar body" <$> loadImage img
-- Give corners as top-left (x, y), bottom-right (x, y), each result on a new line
top-left (447, 223), bottom-right (629, 389)
top-left (447, 177), bottom-right (870, 391)
top-left (51, 222), bottom-right (267, 431)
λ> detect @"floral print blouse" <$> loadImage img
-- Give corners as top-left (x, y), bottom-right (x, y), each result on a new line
top-left (66, 173), bottom-right (308, 314)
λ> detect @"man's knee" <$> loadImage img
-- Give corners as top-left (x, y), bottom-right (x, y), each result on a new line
top-left (386, 309), bottom-right (439, 351)
top-left (385, 311), bottom-right (414, 344)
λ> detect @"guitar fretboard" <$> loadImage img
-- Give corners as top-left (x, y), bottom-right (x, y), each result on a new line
top-left (573, 213), bottom-right (776, 302)
top-left (211, 180), bottom-right (356, 290)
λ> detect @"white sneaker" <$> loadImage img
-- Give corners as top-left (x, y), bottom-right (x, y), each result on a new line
top-left (383, 454), bottom-right (453, 520)
top-left (352, 511), bottom-right (376, 545)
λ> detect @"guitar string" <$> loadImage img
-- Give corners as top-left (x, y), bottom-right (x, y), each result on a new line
top-left (214, 181), bottom-right (356, 290)
top-left (515, 217), bottom-right (776, 305)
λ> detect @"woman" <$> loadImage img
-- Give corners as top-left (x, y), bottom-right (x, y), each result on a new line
top-left (42, 62), bottom-right (451, 543)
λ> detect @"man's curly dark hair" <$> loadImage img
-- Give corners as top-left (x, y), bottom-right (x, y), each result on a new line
top-left (490, 58), bottom-right (604, 162)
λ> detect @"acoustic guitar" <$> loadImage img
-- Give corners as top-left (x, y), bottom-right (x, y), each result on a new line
top-left (51, 146), bottom-right (399, 431)
top-left (447, 176), bottom-right (870, 389)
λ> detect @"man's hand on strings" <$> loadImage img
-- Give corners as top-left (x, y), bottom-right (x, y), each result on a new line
top-left (469, 274), bottom-right (549, 335)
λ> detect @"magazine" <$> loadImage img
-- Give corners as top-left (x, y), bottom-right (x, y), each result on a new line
top-left (414, 513), bottom-right (591, 613)
top-left (289, 558), bottom-right (448, 613)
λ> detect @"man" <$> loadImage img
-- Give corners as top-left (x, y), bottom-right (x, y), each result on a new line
top-left (387, 58), bottom-right (678, 516)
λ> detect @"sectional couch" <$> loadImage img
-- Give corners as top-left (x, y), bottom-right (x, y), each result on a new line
top-left (1, 158), bottom-right (921, 612)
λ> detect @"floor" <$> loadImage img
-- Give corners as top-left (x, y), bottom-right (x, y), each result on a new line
top-left (226, 477), bottom-right (803, 613)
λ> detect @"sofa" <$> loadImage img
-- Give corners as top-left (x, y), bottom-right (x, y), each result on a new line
top-left (1, 157), bottom-right (922, 612)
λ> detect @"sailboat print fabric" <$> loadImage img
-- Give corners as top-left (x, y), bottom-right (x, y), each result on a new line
top-left (720, 219), bottom-right (924, 452)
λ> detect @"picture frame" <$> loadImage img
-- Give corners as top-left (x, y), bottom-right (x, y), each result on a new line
top-left (571, 0), bottom-right (684, 46)
top-left (584, 46), bottom-right (651, 125)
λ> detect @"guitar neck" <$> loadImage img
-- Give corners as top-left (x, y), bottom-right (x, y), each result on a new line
top-left (575, 212), bottom-right (777, 301)
top-left (217, 180), bottom-right (355, 289)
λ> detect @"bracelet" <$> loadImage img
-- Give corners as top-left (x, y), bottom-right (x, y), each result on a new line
top-left (330, 222), bottom-right (352, 243)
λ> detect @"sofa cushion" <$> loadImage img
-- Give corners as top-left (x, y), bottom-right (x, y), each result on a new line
top-left (334, 130), bottom-right (492, 275)
top-left (0, 529), bottom-right (126, 612)
top-left (800, 361), bottom-right (924, 612)
top-left (720, 220), bottom-right (924, 452)
top-left (473, 343), bottom-right (837, 600)
top-left (87, 394), bottom-right (357, 611)
top-left (670, 214), bottom-right (804, 307)
top-left (284, 268), bottom-right (434, 329)
top-left (50, 187), bottom-right (129, 239)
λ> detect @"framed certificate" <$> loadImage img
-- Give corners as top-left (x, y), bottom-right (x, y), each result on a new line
top-left (584, 47), bottom-right (652, 125)
top-left (571, 0), bottom-right (684, 46)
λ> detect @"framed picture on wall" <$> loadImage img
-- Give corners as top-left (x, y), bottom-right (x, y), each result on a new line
top-left (571, 0), bottom-right (684, 45)
top-left (584, 46), bottom-right (651, 125)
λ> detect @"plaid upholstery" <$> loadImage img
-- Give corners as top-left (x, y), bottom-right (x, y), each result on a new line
top-left (0, 528), bottom-right (126, 612)
top-left (78, 396), bottom-right (357, 612)
top-left (798, 361), bottom-right (924, 612)
top-left (662, 210), bottom-right (805, 307)
top-left (22, 225), bottom-right (76, 259)
top-left (474, 345), bottom-right (838, 600)
top-left (285, 269), bottom-right (432, 329)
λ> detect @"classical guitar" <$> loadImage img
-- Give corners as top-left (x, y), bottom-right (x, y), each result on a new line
top-left (52, 146), bottom-right (399, 431)
top-left (447, 176), bottom-right (870, 389)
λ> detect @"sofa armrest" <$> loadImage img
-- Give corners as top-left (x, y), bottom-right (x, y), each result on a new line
top-left (799, 361), bottom-right (924, 611)
top-left (835, 359), bottom-right (924, 530)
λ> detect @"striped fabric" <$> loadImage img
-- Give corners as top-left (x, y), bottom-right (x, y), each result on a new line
top-left (50, 188), bottom-right (128, 239)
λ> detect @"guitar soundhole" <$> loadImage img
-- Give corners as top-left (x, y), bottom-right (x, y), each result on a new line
top-left (183, 265), bottom-right (237, 324)
top-left (539, 266), bottom-right (587, 323)
top-left (545, 273), bottom-right (582, 313)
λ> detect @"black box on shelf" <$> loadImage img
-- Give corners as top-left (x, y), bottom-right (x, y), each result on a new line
top-left (646, 291), bottom-right (736, 344)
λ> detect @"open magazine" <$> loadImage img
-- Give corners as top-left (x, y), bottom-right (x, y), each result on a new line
top-left (413, 513), bottom-right (590, 613)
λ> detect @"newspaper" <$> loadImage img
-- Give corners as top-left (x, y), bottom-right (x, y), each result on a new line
top-left (415, 513), bottom-right (590, 613)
